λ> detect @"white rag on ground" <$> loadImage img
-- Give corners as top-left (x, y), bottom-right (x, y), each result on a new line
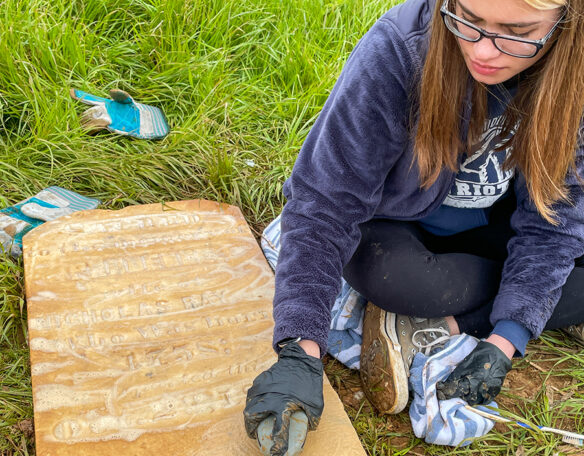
top-left (262, 216), bottom-right (498, 446)
top-left (408, 334), bottom-right (497, 446)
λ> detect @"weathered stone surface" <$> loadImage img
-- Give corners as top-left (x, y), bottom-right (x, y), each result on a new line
top-left (24, 200), bottom-right (365, 456)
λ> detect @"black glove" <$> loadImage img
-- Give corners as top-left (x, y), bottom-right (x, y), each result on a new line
top-left (436, 340), bottom-right (512, 405)
top-left (243, 340), bottom-right (324, 456)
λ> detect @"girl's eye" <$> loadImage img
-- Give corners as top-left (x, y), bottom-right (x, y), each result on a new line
top-left (462, 15), bottom-right (480, 25)
top-left (510, 30), bottom-right (532, 38)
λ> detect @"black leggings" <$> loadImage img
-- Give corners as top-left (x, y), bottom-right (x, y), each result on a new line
top-left (343, 197), bottom-right (584, 338)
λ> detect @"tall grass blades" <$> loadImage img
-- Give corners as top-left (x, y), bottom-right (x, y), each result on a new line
top-left (2, 0), bottom-right (584, 454)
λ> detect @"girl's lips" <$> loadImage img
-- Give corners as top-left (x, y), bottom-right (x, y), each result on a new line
top-left (470, 59), bottom-right (503, 76)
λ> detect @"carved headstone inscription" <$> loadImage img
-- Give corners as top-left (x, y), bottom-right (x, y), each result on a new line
top-left (24, 200), bottom-right (366, 456)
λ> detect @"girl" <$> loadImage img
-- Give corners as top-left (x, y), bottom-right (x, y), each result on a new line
top-left (244, 0), bottom-right (584, 452)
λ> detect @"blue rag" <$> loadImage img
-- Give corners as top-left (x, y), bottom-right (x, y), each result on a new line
top-left (409, 334), bottom-right (497, 446)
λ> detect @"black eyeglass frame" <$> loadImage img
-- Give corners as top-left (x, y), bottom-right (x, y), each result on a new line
top-left (439, 0), bottom-right (566, 58)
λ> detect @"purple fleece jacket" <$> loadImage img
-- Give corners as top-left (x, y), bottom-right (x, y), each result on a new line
top-left (273, 0), bottom-right (584, 357)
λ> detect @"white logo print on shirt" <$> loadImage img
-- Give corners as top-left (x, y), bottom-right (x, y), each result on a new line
top-left (443, 116), bottom-right (515, 208)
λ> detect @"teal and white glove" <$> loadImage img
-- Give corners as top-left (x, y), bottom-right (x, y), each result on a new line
top-left (0, 187), bottom-right (100, 257)
top-left (70, 88), bottom-right (169, 139)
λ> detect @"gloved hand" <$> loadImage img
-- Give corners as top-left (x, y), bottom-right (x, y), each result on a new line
top-left (0, 187), bottom-right (100, 257)
top-left (436, 340), bottom-right (512, 405)
top-left (70, 88), bottom-right (169, 139)
top-left (243, 340), bottom-right (324, 456)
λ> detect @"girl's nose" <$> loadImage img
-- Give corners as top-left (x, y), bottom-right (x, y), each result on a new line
top-left (473, 37), bottom-right (502, 61)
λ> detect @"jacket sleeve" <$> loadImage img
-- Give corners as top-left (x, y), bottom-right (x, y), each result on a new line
top-left (490, 145), bottom-right (584, 338)
top-left (272, 18), bottom-right (417, 356)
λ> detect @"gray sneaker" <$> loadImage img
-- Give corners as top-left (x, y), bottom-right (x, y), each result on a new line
top-left (563, 323), bottom-right (584, 342)
top-left (360, 302), bottom-right (450, 414)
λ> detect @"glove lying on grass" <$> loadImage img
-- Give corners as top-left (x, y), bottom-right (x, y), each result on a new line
top-left (0, 186), bottom-right (100, 257)
top-left (70, 88), bottom-right (169, 139)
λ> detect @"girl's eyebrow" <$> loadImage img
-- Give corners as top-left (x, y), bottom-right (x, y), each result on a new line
top-left (458, 1), bottom-right (540, 27)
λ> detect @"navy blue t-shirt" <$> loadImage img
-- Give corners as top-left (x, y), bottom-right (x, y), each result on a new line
top-left (420, 82), bottom-right (517, 235)
top-left (418, 82), bottom-right (532, 354)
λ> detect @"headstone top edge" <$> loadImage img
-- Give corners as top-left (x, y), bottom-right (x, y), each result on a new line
top-left (22, 199), bottom-right (244, 239)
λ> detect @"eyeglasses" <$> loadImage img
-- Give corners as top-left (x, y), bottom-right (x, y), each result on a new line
top-left (439, 0), bottom-right (566, 58)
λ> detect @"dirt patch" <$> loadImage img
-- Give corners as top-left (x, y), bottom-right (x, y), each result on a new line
top-left (324, 356), bottom-right (424, 453)
top-left (499, 354), bottom-right (581, 418)
top-left (12, 419), bottom-right (34, 439)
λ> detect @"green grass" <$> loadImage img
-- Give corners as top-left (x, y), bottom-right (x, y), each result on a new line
top-left (0, 0), bottom-right (387, 226)
top-left (1, 0), bottom-right (584, 454)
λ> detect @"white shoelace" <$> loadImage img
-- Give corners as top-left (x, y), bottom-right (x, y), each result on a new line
top-left (412, 328), bottom-right (451, 356)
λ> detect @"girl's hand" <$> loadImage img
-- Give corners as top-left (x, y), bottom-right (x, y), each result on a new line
top-left (435, 341), bottom-right (512, 405)
top-left (243, 341), bottom-right (324, 455)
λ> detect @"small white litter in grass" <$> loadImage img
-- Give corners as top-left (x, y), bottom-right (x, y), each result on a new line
top-left (244, 159), bottom-right (256, 167)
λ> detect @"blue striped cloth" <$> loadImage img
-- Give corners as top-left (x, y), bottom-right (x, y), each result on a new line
top-left (409, 334), bottom-right (497, 446)
top-left (29, 186), bottom-right (100, 213)
top-left (261, 215), bottom-right (366, 369)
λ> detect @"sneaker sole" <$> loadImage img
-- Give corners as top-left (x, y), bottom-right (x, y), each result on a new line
top-left (360, 302), bottom-right (409, 414)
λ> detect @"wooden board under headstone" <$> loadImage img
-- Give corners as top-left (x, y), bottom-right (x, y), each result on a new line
top-left (23, 200), bottom-right (366, 456)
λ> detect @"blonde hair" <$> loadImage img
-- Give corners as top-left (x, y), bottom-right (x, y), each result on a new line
top-left (414, 0), bottom-right (584, 224)
top-left (525, 0), bottom-right (565, 9)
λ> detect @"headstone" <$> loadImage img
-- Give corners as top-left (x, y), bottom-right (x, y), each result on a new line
top-left (24, 200), bottom-right (366, 456)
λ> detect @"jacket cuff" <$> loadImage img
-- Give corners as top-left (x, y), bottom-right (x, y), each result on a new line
top-left (273, 303), bottom-right (331, 359)
top-left (490, 319), bottom-right (532, 357)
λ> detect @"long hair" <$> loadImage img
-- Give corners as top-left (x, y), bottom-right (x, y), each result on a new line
top-left (414, 0), bottom-right (584, 224)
